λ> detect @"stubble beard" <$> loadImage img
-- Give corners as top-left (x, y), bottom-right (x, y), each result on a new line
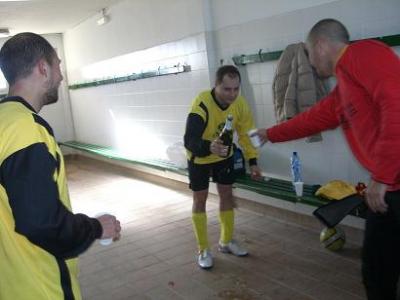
top-left (44, 79), bottom-right (59, 105)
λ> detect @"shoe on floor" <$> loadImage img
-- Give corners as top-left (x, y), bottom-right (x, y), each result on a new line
top-left (197, 249), bottom-right (213, 269)
top-left (218, 240), bottom-right (248, 256)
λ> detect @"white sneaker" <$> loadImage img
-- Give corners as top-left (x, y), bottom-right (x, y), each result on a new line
top-left (197, 249), bottom-right (213, 269)
top-left (218, 240), bottom-right (248, 256)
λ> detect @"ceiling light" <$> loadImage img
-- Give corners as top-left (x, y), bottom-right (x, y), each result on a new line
top-left (97, 8), bottom-right (109, 26)
top-left (0, 28), bottom-right (10, 38)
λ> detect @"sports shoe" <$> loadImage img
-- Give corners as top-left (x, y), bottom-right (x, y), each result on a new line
top-left (197, 249), bottom-right (213, 269)
top-left (218, 240), bottom-right (248, 256)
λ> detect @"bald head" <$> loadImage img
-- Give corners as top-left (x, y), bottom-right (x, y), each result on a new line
top-left (305, 19), bottom-right (350, 78)
top-left (307, 19), bottom-right (350, 46)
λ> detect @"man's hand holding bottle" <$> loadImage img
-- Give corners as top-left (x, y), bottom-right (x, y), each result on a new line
top-left (210, 138), bottom-right (229, 157)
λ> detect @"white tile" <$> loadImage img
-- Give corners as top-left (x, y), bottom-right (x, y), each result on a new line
top-left (328, 153), bottom-right (351, 182)
top-left (187, 52), bottom-right (208, 71)
top-left (190, 69), bottom-right (210, 90)
top-left (348, 157), bottom-right (370, 185)
top-left (362, 18), bottom-right (400, 38)
top-left (251, 84), bottom-right (263, 105)
top-left (259, 61), bottom-right (275, 84)
top-left (261, 83), bottom-right (274, 106)
top-left (254, 104), bottom-right (265, 128)
top-left (246, 64), bottom-right (260, 85)
top-left (196, 34), bottom-right (207, 52)
top-left (175, 41), bottom-right (186, 57)
top-left (263, 104), bottom-right (276, 127)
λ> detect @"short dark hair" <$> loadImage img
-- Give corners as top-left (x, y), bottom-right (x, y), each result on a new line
top-left (215, 65), bottom-right (241, 85)
top-left (308, 19), bottom-right (350, 45)
top-left (0, 32), bottom-right (56, 85)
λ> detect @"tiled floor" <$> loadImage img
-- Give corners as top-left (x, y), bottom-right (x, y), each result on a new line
top-left (66, 156), bottom-right (366, 300)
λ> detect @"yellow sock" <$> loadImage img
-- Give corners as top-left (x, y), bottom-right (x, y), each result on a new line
top-left (219, 210), bottom-right (234, 244)
top-left (192, 212), bottom-right (209, 251)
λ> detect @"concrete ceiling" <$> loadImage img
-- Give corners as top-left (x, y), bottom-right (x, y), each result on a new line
top-left (0, 0), bottom-right (123, 35)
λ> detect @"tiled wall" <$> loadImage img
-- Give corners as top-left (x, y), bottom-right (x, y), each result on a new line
top-left (63, 0), bottom-right (205, 83)
top-left (69, 34), bottom-right (210, 160)
top-left (63, 0), bottom-right (400, 185)
top-left (210, 0), bottom-right (400, 184)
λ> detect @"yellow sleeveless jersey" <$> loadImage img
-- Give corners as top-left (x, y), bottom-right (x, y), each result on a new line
top-left (0, 97), bottom-right (101, 300)
top-left (186, 90), bottom-right (258, 164)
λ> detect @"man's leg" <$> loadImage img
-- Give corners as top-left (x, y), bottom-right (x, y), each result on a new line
top-left (212, 157), bottom-right (247, 256)
top-left (217, 183), bottom-right (234, 244)
top-left (188, 161), bottom-right (213, 268)
top-left (192, 189), bottom-right (209, 252)
top-left (216, 183), bottom-right (248, 256)
top-left (192, 190), bottom-right (213, 269)
top-left (362, 191), bottom-right (400, 300)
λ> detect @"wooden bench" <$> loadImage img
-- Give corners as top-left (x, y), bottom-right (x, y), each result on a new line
top-left (60, 141), bottom-right (329, 208)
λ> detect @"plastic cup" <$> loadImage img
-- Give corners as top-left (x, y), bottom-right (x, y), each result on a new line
top-left (247, 129), bottom-right (262, 148)
top-left (293, 182), bottom-right (304, 197)
top-left (99, 237), bottom-right (113, 246)
top-left (95, 212), bottom-right (113, 246)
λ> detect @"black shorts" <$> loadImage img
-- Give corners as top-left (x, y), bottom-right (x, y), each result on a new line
top-left (188, 157), bottom-right (235, 191)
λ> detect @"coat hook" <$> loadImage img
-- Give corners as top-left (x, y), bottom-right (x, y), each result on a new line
top-left (258, 49), bottom-right (263, 62)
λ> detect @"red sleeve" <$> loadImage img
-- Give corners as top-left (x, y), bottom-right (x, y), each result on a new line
top-left (267, 88), bottom-right (340, 143)
top-left (350, 41), bottom-right (400, 184)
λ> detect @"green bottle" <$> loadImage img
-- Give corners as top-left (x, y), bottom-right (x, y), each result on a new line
top-left (219, 114), bottom-right (233, 157)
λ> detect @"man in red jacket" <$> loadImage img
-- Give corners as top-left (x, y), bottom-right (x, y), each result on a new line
top-left (256, 19), bottom-right (400, 300)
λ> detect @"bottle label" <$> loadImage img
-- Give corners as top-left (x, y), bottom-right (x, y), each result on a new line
top-left (225, 120), bottom-right (232, 130)
top-left (291, 153), bottom-right (302, 182)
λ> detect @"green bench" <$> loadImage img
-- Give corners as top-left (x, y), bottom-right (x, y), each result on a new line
top-left (60, 141), bottom-right (329, 208)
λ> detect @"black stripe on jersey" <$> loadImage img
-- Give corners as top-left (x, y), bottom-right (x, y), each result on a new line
top-left (184, 113), bottom-right (211, 158)
top-left (32, 113), bottom-right (55, 137)
top-left (0, 96), bottom-right (36, 112)
top-left (55, 151), bottom-right (61, 174)
top-left (199, 102), bottom-right (209, 128)
top-left (56, 259), bottom-right (74, 300)
top-left (0, 143), bottom-right (102, 259)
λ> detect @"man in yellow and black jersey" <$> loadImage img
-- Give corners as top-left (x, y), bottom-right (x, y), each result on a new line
top-left (184, 65), bottom-right (262, 269)
top-left (0, 33), bottom-right (121, 300)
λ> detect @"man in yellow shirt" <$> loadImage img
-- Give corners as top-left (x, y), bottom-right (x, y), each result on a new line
top-left (184, 65), bottom-right (262, 268)
top-left (0, 32), bottom-right (121, 300)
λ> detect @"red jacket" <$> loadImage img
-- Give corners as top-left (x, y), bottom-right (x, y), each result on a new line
top-left (267, 40), bottom-right (400, 190)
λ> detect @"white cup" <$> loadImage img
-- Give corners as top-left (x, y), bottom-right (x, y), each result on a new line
top-left (95, 212), bottom-right (113, 246)
top-left (247, 129), bottom-right (262, 148)
top-left (293, 181), bottom-right (304, 197)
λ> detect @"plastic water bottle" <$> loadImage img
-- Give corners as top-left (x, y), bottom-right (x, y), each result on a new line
top-left (290, 152), bottom-right (302, 182)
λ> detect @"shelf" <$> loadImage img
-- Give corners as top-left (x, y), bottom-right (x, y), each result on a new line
top-left (68, 64), bottom-right (191, 90)
top-left (232, 33), bottom-right (400, 66)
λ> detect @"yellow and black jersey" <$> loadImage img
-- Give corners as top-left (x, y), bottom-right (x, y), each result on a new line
top-left (184, 89), bottom-right (258, 165)
top-left (0, 97), bottom-right (102, 300)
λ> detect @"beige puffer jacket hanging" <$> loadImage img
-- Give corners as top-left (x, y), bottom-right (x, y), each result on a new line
top-left (272, 42), bottom-right (327, 123)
